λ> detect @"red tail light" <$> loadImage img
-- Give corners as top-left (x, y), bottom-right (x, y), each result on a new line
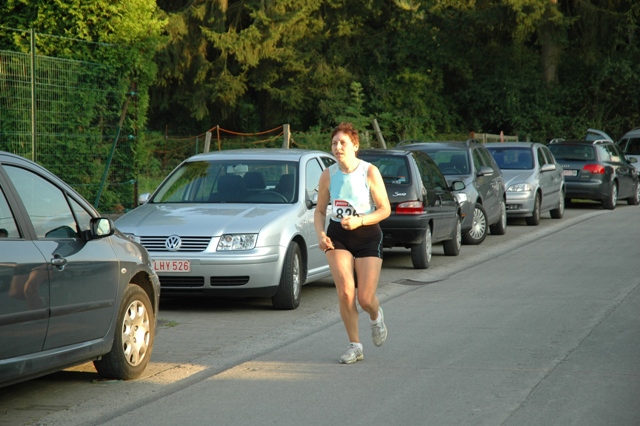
top-left (583, 164), bottom-right (605, 174)
top-left (396, 201), bottom-right (423, 215)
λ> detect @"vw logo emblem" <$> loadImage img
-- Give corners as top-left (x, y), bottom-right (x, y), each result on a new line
top-left (165, 235), bottom-right (182, 251)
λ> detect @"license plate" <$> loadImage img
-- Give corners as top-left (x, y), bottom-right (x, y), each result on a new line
top-left (563, 170), bottom-right (578, 177)
top-left (153, 260), bottom-right (191, 273)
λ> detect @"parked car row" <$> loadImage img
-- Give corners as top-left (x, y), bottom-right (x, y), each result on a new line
top-left (3, 126), bottom-right (638, 388)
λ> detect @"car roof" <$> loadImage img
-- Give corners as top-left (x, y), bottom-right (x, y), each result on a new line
top-left (485, 142), bottom-right (539, 149)
top-left (359, 148), bottom-right (413, 157)
top-left (185, 148), bottom-right (332, 162)
top-left (549, 140), bottom-right (611, 146)
top-left (0, 151), bottom-right (60, 178)
top-left (621, 127), bottom-right (640, 137)
top-left (400, 141), bottom-right (478, 151)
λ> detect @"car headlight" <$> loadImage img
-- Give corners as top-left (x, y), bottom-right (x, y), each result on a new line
top-left (507, 183), bottom-right (532, 192)
top-left (217, 234), bottom-right (258, 251)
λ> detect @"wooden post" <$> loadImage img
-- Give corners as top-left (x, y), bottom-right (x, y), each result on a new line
top-left (372, 118), bottom-right (387, 149)
top-left (204, 131), bottom-right (212, 153)
top-left (282, 124), bottom-right (290, 148)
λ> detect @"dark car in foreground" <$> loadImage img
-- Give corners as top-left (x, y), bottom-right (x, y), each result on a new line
top-left (115, 149), bottom-right (335, 310)
top-left (358, 149), bottom-right (465, 269)
top-left (0, 151), bottom-right (160, 388)
top-left (400, 140), bottom-right (507, 245)
top-left (486, 142), bottom-right (565, 225)
top-left (548, 139), bottom-right (639, 209)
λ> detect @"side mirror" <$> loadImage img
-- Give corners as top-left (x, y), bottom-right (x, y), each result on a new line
top-left (306, 192), bottom-right (318, 209)
top-left (477, 166), bottom-right (494, 176)
top-left (138, 193), bottom-right (151, 205)
top-left (451, 181), bottom-right (466, 191)
top-left (628, 157), bottom-right (638, 164)
top-left (540, 164), bottom-right (556, 172)
top-left (88, 217), bottom-right (115, 240)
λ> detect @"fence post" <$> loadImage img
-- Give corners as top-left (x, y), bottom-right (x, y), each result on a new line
top-left (94, 91), bottom-right (132, 209)
top-left (282, 124), bottom-right (290, 148)
top-left (204, 131), bottom-right (212, 153)
top-left (372, 118), bottom-right (387, 149)
top-left (30, 28), bottom-right (36, 162)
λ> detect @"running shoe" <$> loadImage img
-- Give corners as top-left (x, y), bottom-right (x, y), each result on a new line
top-left (340, 343), bottom-right (364, 364)
top-left (371, 307), bottom-right (387, 346)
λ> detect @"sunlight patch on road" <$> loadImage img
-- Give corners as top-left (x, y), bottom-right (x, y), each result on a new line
top-left (141, 362), bottom-right (209, 384)
top-left (215, 361), bottom-right (322, 381)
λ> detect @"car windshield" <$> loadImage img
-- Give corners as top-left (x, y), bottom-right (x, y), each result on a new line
top-left (549, 145), bottom-right (596, 161)
top-left (151, 160), bottom-right (299, 204)
top-left (487, 147), bottom-right (533, 170)
top-left (360, 155), bottom-right (411, 184)
top-left (425, 150), bottom-right (470, 175)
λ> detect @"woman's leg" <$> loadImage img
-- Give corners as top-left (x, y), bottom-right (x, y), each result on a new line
top-left (354, 256), bottom-right (383, 320)
top-left (326, 249), bottom-right (359, 342)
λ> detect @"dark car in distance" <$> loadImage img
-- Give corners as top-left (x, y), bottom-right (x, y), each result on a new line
top-left (399, 140), bottom-right (507, 245)
top-left (358, 149), bottom-right (465, 269)
top-left (0, 151), bottom-right (160, 388)
top-left (548, 139), bottom-right (639, 209)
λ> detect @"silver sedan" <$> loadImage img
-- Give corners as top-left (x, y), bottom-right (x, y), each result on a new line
top-left (116, 149), bottom-right (336, 310)
top-left (486, 142), bottom-right (565, 225)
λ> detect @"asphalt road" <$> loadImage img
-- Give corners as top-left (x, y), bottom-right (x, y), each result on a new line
top-left (1, 202), bottom-right (639, 425)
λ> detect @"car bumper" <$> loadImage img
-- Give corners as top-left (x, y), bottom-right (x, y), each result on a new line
top-left (505, 191), bottom-right (536, 217)
top-left (564, 180), bottom-right (611, 201)
top-left (147, 247), bottom-right (283, 297)
top-left (380, 214), bottom-right (428, 247)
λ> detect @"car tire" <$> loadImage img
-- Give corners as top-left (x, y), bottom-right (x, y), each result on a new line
top-left (462, 203), bottom-right (487, 245)
top-left (94, 285), bottom-right (154, 380)
top-left (489, 199), bottom-right (507, 235)
top-left (411, 226), bottom-right (432, 269)
top-left (550, 189), bottom-right (565, 218)
top-left (602, 182), bottom-right (618, 210)
top-left (526, 193), bottom-right (541, 226)
top-left (442, 215), bottom-right (462, 256)
top-left (627, 182), bottom-right (640, 205)
top-left (272, 241), bottom-right (303, 310)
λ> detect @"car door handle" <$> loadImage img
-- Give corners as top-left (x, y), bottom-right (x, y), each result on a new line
top-left (51, 254), bottom-right (68, 270)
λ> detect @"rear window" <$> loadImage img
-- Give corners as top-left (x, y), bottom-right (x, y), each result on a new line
top-left (549, 145), bottom-right (595, 161)
top-left (359, 155), bottom-right (411, 185)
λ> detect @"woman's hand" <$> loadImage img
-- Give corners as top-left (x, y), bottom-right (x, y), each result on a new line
top-left (319, 232), bottom-right (335, 252)
top-left (340, 215), bottom-right (363, 231)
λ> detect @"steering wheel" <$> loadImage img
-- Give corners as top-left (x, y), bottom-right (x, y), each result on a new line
top-left (244, 191), bottom-right (288, 203)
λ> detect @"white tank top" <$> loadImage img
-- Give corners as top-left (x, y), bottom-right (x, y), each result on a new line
top-left (328, 160), bottom-right (375, 222)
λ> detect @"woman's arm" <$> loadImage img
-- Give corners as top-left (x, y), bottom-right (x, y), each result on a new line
top-left (314, 169), bottom-right (334, 250)
top-left (361, 164), bottom-right (391, 226)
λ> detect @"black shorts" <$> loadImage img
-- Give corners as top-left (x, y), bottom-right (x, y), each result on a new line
top-left (326, 220), bottom-right (384, 259)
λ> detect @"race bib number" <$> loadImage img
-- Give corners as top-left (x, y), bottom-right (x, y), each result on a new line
top-left (332, 199), bottom-right (360, 219)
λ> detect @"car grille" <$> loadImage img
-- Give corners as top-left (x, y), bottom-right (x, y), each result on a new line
top-left (211, 276), bottom-right (250, 286)
top-left (159, 276), bottom-right (205, 287)
top-left (140, 236), bottom-right (211, 252)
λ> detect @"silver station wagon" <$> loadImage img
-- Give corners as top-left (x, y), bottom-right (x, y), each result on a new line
top-left (116, 149), bottom-right (336, 310)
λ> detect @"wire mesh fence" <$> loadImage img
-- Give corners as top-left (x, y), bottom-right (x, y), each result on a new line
top-left (0, 27), bottom-right (136, 214)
